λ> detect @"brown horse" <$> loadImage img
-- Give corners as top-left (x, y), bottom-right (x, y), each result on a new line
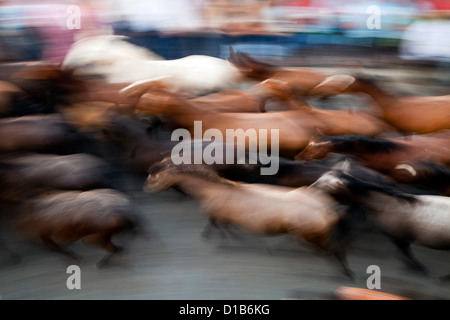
top-left (0, 163), bottom-right (142, 266)
top-left (308, 74), bottom-right (450, 134)
top-left (143, 158), bottom-right (353, 277)
top-left (0, 80), bottom-right (39, 117)
top-left (4, 189), bottom-right (140, 267)
top-left (12, 63), bottom-right (139, 112)
top-left (0, 114), bottom-right (94, 154)
top-left (296, 133), bottom-right (450, 194)
top-left (227, 48), bottom-right (330, 97)
top-left (121, 76), bottom-right (309, 113)
top-left (265, 157), bottom-right (395, 189)
top-left (0, 152), bottom-right (112, 190)
top-left (132, 86), bottom-right (394, 157)
top-left (98, 112), bottom-right (275, 180)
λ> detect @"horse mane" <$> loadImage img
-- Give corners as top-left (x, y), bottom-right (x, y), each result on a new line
top-left (319, 135), bottom-right (401, 153)
top-left (227, 47), bottom-right (278, 80)
top-left (354, 74), bottom-right (397, 98)
top-left (337, 171), bottom-right (418, 204)
top-left (148, 159), bottom-right (237, 186)
top-left (11, 63), bottom-right (88, 107)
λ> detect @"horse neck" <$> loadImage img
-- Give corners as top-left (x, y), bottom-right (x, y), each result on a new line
top-left (353, 80), bottom-right (396, 113)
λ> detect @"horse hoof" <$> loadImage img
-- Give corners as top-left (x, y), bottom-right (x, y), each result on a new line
top-left (115, 245), bottom-right (124, 254)
top-left (201, 231), bottom-right (210, 239)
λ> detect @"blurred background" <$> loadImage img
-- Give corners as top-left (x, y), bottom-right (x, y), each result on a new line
top-left (0, 0), bottom-right (449, 64)
top-left (1, 0), bottom-right (450, 301)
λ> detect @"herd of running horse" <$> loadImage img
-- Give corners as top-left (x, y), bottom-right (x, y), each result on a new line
top-left (0, 35), bottom-right (449, 285)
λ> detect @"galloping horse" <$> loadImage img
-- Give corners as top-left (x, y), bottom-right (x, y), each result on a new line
top-left (3, 189), bottom-right (140, 267)
top-left (0, 152), bottom-right (111, 190)
top-left (62, 35), bottom-right (245, 96)
top-left (144, 158), bottom-right (353, 277)
top-left (0, 164), bottom-right (142, 267)
top-left (131, 85), bottom-right (394, 157)
top-left (296, 133), bottom-right (450, 194)
top-left (296, 133), bottom-right (450, 171)
top-left (0, 114), bottom-right (94, 154)
top-left (227, 48), bottom-right (331, 97)
top-left (310, 169), bottom-right (450, 277)
top-left (308, 74), bottom-right (450, 134)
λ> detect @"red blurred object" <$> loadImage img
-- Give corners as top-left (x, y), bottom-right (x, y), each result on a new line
top-left (429, 0), bottom-right (450, 10)
top-left (335, 287), bottom-right (411, 300)
top-left (278, 0), bottom-right (312, 7)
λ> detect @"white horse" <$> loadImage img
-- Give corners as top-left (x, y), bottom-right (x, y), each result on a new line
top-left (62, 35), bottom-right (245, 96)
top-left (309, 169), bottom-right (450, 276)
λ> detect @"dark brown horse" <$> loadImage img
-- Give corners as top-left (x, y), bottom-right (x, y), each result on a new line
top-left (0, 114), bottom-right (97, 154)
top-left (12, 63), bottom-right (139, 113)
top-left (296, 133), bottom-right (450, 194)
top-left (0, 152), bottom-right (112, 190)
top-left (4, 190), bottom-right (140, 266)
top-left (0, 165), bottom-right (141, 267)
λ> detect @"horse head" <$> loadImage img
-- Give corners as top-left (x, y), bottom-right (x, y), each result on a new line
top-left (227, 47), bottom-right (277, 81)
top-left (295, 134), bottom-right (332, 161)
top-left (144, 157), bottom-right (235, 193)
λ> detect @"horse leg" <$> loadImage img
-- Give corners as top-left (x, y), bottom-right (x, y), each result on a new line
top-left (389, 236), bottom-right (427, 274)
top-left (301, 230), bottom-right (354, 279)
top-left (202, 217), bottom-right (225, 238)
top-left (83, 232), bottom-right (123, 268)
top-left (97, 237), bottom-right (122, 268)
top-left (40, 231), bottom-right (80, 261)
top-left (221, 223), bottom-right (246, 241)
top-left (332, 245), bottom-right (355, 280)
top-left (0, 242), bottom-right (23, 265)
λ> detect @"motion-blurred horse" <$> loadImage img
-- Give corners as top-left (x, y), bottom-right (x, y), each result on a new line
top-left (0, 114), bottom-right (96, 154)
top-left (0, 152), bottom-right (111, 190)
top-left (62, 35), bottom-right (245, 96)
top-left (295, 133), bottom-right (450, 194)
top-left (310, 169), bottom-right (450, 277)
top-left (132, 86), bottom-right (394, 157)
top-left (143, 158), bottom-right (353, 277)
top-left (308, 74), bottom-right (450, 134)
